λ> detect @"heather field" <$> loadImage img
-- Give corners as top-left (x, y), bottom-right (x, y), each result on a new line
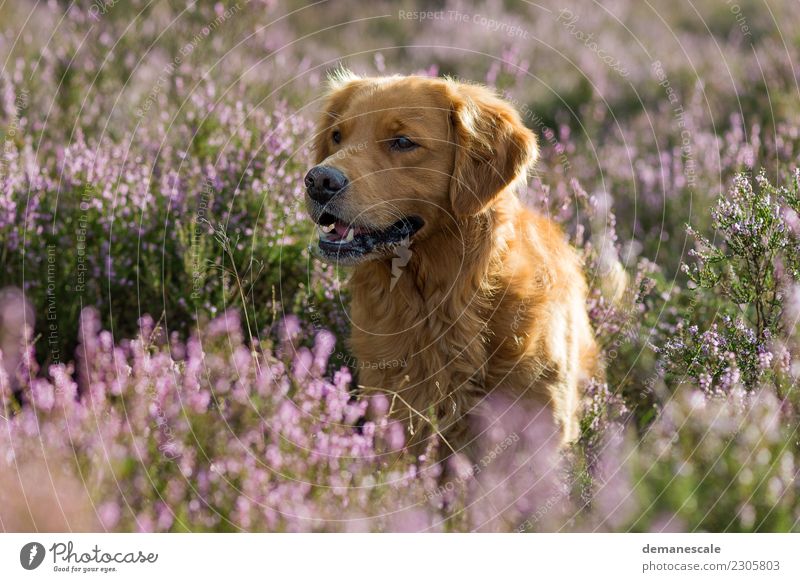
top-left (1, 0), bottom-right (799, 533)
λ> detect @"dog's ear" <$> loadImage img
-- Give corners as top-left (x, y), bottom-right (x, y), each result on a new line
top-left (312, 70), bottom-right (368, 164)
top-left (446, 82), bottom-right (538, 217)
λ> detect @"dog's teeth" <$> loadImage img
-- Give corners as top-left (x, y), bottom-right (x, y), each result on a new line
top-left (345, 228), bottom-right (354, 242)
top-left (319, 223), bottom-right (335, 233)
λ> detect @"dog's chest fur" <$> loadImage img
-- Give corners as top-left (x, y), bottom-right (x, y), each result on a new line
top-left (348, 259), bottom-right (492, 449)
top-left (344, 207), bottom-right (599, 452)
top-left (346, 221), bottom-right (554, 449)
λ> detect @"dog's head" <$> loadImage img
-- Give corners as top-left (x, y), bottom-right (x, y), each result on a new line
top-left (304, 72), bottom-right (538, 265)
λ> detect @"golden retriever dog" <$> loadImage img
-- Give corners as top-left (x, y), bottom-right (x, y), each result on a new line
top-left (304, 71), bottom-right (608, 456)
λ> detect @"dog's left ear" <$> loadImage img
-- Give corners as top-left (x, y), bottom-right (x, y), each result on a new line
top-left (446, 82), bottom-right (538, 217)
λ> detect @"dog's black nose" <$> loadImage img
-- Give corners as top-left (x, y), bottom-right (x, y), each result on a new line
top-left (304, 166), bottom-right (348, 204)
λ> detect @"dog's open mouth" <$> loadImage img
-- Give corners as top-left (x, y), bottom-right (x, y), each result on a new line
top-left (313, 212), bottom-right (424, 263)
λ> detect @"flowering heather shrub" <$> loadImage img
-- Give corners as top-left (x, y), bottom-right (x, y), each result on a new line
top-left (689, 171), bottom-right (800, 336)
top-left (0, 307), bottom-right (575, 532)
top-left (0, 83), bottom-right (338, 357)
top-left (608, 388), bottom-right (800, 532)
top-left (3, 304), bottom-right (799, 532)
top-left (1, 308), bottom-right (417, 532)
top-left (662, 171), bottom-right (800, 394)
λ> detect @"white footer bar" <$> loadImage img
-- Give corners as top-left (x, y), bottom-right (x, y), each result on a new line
top-left (1, 533), bottom-right (797, 581)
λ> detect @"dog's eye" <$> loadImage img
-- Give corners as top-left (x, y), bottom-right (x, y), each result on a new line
top-left (332, 130), bottom-right (341, 144)
top-left (390, 136), bottom-right (418, 152)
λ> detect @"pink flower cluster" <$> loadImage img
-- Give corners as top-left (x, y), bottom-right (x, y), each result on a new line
top-left (0, 306), bottom-right (570, 532)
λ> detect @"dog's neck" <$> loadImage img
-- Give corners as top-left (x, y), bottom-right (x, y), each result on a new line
top-left (351, 192), bottom-right (519, 307)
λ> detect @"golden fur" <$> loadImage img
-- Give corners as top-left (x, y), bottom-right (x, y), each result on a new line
top-left (306, 73), bottom-right (603, 455)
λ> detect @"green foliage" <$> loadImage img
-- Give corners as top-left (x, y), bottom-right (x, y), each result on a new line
top-left (660, 171), bottom-right (800, 393)
top-left (686, 170), bottom-right (800, 337)
top-left (621, 389), bottom-right (800, 532)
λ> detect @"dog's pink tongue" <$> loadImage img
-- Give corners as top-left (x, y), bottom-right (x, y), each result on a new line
top-left (333, 222), bottom-right (349, 237)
